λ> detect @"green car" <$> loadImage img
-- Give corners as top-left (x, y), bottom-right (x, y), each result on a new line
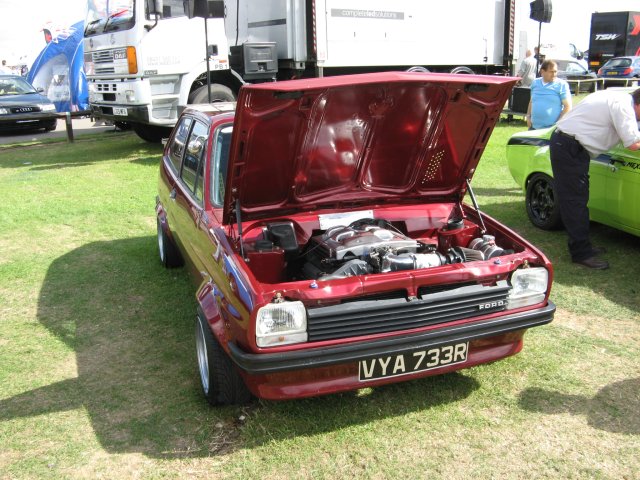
top-left (506, 127), bottom-right (640, 236)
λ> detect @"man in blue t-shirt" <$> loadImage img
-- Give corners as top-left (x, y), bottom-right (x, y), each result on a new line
top-left (526, 60), bottom-right (572, 129)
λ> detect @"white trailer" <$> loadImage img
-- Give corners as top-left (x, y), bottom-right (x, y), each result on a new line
top-left (84, 0), bottom-right (516, 142)
top-left (230, 0), bottom-right (515, 76)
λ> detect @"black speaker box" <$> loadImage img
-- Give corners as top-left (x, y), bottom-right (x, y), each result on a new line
top-left (511, 87), bottom-right (531, 114)
top-left (529, 0), bottom-right (552, 23)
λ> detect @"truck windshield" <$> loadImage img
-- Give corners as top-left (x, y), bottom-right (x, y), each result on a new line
top-left (85, 0), bottom-right (135, 37)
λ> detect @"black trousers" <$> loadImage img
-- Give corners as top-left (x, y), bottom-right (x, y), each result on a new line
top-left (549, 130), bottom-right (593, 261)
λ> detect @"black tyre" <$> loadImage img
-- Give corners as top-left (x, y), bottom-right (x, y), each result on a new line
top-left (157, 218), bottom-right (183, 268)
top-left (406, 66), bottom-right (430, 73)
top-left (195, 314), bottom-right (251, 406)
top-left (450, 66), bottom-right (475, 74)
top-left (188, 84), bottom-right (235, 104)
top-left (132, 122), bottom-right (172, 143)
top-left (525, 173), bottom-right (563, 230)
top-left (44, 120), bottom-right (57, 132)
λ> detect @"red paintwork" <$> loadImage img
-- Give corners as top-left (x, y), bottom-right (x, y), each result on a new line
top-left (243, 333), bottom-right (525, 400)
top-left (224, 71), bottom-right (518, 224)
top-left (156, 72), bottom-right (554, 401)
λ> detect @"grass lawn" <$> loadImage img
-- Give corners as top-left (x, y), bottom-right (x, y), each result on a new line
top-left (0, 117), bottom-right (638, 479)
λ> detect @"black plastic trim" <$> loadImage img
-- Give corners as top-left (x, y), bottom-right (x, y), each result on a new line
top-left (507, 136), bottom-right (550, 147)
top-left (227, 302), bottom-right (556, 374)
top-left (90, 104), bottom-right (149, 123)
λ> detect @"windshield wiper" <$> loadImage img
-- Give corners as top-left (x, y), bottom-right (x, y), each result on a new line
top-left (84, 18), bottom-right (103, 35)
top-left (103, 8), bottom-right (130, 32)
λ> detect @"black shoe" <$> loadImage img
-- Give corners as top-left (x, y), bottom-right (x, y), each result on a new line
top-left (573, 256), bottom-right (609, 270)
top-left (591, 246), bottom-right (606, 256)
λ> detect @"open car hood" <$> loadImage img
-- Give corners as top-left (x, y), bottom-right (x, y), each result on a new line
top-left (224, 72), bottom-right (517, 224)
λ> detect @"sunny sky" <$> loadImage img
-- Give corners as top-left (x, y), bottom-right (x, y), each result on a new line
top-left (0, 0), bottom-right (638, 67)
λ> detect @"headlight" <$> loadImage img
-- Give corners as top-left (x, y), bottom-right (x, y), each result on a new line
top-left (39, 104), bottom-right (56, 112)
top-left (506, 267), bottom-right (548, 309)
top-left (0, 107), bottom-right (9, 114)
top-left (256, 300), bottom-right (307, 347)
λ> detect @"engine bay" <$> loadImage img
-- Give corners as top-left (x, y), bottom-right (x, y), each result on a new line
top-left (241, 213), bottom-right (519, 284)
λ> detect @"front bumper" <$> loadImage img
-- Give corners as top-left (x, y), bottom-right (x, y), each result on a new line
top-left (90, 104), bottom-right (149, 124)
top-left (0, 112), bottom-right (58, 130)
top-left (228, 301), bottom-right (555, 375)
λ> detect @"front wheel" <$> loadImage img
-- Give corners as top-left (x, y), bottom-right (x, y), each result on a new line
top-left (157, 218), bottom-right (183, 268)
top-left (195, 314), bottom-right (251, 406)
top-left (188, 84), bottom-right (235, 104)
top-left (131, 123), bottom-right (172, 143)
top-left (525, 173), bottom-right (563, 230)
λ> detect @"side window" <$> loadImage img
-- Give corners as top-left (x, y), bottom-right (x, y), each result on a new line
top-left (168, 117), bottom-right (192, 172)
top-left (180, 120), bottom-right (209, 203)
top-left (147, 0), bottom-right (185, 19)
top-left (211, 125), bottom-right (233, 206)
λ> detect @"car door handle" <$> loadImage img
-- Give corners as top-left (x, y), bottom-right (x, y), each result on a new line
top-left (169, 188), bottom-right (177, 200)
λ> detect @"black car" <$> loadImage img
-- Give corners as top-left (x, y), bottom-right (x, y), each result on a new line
top-left (0, 75), bottom-right (58, 132)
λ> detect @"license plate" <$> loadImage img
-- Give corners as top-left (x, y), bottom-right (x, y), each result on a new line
top-left (358, 342), bottom-right (469, 381)
top-left (606, 71), bottom-right (618, 76)
top-left (113, 107), bottom-right (128, 116)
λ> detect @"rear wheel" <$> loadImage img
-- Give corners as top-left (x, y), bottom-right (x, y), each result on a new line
top-left (450, 66), bottom-right (475, 74)
top-left (132, 122), bottom-right (172, 143)
top-left (526, 173), bottom-right (563, 230)
top-left (195, 314), bottom-right (251, 406)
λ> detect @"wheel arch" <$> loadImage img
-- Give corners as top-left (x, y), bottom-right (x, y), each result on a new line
top-left (179, 68), bottom-right (242, 105)
top-left (197, 285), bottom-right (225, 340)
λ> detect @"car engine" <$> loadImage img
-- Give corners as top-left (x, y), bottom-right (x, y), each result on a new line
top-left (296, 219), bottom-right (508, 280)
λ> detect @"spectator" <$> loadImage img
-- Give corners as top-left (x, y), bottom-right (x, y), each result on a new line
top-left (517, 49), bottom-right (537, 87)
top-left (0, 60), bottom-right (12, 74)
top-left (550, 88), bottom-right (640, 269)
top-left (526, 60), bottom-right (572, 130)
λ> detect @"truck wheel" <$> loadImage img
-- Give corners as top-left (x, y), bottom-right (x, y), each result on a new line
top-left (157, 218), bottom-right (183, 268)
top-left (131, 123), bottom-right (172, 143)
top-left (188, 84), bottom-right (235, 104)
top-left (526, 173), bottom-right (563, 230)
top-left (406, 66), bottom-right (430, 73)
top-left (195, 314), bottom-right (251, 406)
top-left (450, 66), bottom-right (475, 74)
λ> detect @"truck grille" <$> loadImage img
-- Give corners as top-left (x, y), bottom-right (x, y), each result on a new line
top-left (307, 282), bottom-right (511, 342)
top-left (95, 83), bottom-right (118, 92)
top-left (91, 50), bottom-right (116, 74)
top-left (92, 50), bottom-right (114, 63)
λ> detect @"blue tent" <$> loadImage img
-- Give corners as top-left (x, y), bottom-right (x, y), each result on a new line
top-left (27, 20), bottom-right (88, 113)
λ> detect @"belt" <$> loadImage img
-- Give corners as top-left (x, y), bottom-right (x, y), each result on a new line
top-left (554, 129), bottom-right (586, 152)
top-left (555, 129), bottom-right (577, 140)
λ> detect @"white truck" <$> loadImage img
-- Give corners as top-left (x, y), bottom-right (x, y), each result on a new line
top-left (84, 0), bottom-right (517, 142)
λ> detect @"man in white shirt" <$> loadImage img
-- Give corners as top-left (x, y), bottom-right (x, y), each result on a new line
top-left (517, 49), bottom-right (537, 87)
top-left (550, 88), bottom-right (640, 269)
top-left (0, 60), bottom-right (12, 74)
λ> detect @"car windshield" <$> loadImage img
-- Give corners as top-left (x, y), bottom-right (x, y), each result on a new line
top-left (84, 0), bottom-right (135, 36)
top-left (605, 58), bottom-right (632, 68)
top-left (0, 77), bottom-right (37, 96)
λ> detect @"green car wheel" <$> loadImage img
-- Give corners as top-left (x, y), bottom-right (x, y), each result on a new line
top-left (526, 173), bottom-right (563, 230)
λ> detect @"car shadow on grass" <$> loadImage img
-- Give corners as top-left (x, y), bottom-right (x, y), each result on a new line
top-left (0, 135), bottom-right (161, 170)
top-left (518, 378), bottom-right (640, 435)
top-left (0, 236), bottom-right (479, 458)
